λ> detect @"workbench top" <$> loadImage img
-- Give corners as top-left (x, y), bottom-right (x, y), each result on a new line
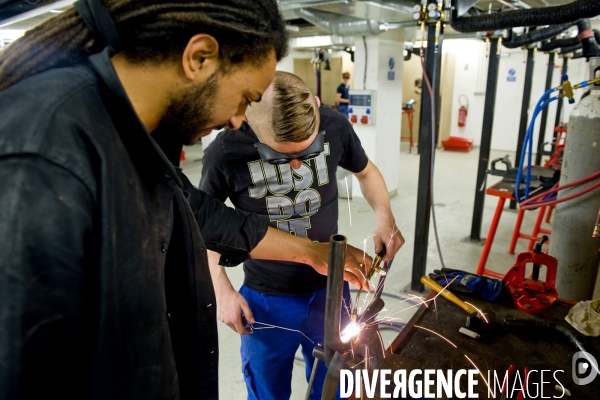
top-left (383, 292), bottom-right (600, 399)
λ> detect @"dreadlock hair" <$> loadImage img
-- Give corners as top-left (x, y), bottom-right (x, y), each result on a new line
top-left (0, 0), bottom-right (288, 91)
top-left (271, 71), bottom-right (319, 143)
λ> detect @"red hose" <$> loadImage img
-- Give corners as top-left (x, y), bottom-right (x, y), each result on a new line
top-left (520, 170), bottom-right (600, 210)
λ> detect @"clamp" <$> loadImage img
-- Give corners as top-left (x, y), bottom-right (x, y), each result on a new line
top-left (503, 236), bottom-right (558, 314)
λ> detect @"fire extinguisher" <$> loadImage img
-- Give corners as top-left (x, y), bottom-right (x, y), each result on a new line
top-left (458, 94), bottom-right (469, 127)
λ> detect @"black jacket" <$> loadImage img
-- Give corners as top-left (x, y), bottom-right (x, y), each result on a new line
top-left (0, 49), bottom-right (268, 400)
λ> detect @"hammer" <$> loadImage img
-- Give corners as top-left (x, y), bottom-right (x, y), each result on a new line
top-left (421, 276), bottom-right (494, 333)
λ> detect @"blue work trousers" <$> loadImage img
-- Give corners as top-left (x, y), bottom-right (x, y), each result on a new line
top-left (240, 284), bottom-right (351, 400)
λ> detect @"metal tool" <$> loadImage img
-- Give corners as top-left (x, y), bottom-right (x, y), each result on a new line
top-left (503, 235), bottom-right (558, 314)
top-left (367, 247), bottom-right (387, 280)
top-left (311, 235), bottom-right (388, 400)
top-left (421, 276), bottom-right (498, 334)
top-left (241, 316), bottom-right (254, 334)
top-left (420, 276), bottom-right (478, 315)
top-left (351, 247), bottom-right (387, 321)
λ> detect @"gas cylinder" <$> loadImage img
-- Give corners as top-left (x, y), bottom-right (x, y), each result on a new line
top-left (549, 57), bottom-right (600, 301)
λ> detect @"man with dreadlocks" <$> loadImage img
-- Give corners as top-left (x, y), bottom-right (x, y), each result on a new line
top-left (200, 71), bottom-right (404, 400)
top-left (0, 1), bottom-right (372, 399)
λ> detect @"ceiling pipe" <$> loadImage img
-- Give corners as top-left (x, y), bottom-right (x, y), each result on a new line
top-left (362, 0), bottom-right (419, 15)
top-left (295, 8), bottom-right (382, 36)
top-left (278, 0), bottom-right (347, 11)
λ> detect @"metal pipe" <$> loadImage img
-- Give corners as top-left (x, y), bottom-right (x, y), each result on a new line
top-left (295, 8), bottom-right (381, 37)
top-left (324, 234), bottom-right (349, 357)
top-left (511, 47), bottom-right (535, 209)
top-left (535, 52), bottom-right (556, 165)
top-left (411, 23), bottom-right (443, 292)
top-left (304, 357), bottom-right (320, 400)
top-left (321, 352), bottom-right (350, 400)
top-left (552, 58), bottom-right (569, 153)
top-left (470, 37), bottom-right (502, 241)
top-left (497, 0), bottom-right (518, 10)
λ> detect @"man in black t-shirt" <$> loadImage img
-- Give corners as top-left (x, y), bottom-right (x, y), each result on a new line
top-left (336, 71), bottom-right (351, 118)
top-left (200, 72), bottom-right (404, 400)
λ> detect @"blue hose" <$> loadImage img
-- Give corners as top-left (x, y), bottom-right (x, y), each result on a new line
top-left (514, 88), bottom-right (558, 202)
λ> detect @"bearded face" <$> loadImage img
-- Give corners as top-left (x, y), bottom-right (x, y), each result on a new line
top-left (159, 69), bottom-right (220, 146)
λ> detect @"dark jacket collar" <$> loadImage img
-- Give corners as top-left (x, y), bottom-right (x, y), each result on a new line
top-left (87, 48), bottom-right (183, 187)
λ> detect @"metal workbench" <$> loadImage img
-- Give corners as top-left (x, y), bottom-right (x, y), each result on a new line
top-left (377, 291), bottom-right (600, 399)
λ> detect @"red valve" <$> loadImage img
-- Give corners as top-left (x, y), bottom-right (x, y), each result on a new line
top-left (360, 115), bottom-right (368, 124)
top-left (503, 249), bottom-right (558, 314)
top-left (350, 115), bottom-right (357, 124)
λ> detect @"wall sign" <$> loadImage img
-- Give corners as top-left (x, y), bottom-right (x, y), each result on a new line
top-left (507, 68), bottom-right (517, 82)
top-left (388, 57), bottom-right (395, 81)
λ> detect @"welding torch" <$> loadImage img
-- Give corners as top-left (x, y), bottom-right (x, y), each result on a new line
top-left (350, 247), bottom-right (387, 322)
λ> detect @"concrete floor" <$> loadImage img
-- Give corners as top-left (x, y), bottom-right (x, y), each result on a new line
top-left (181, 142), bottom-right (545, 400)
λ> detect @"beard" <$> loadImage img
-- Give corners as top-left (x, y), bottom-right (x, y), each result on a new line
top-left (159, 69), bottom-right (220, 146)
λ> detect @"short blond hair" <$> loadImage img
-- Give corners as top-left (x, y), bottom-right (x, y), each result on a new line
top-left (342, 72), bottom-right (350, 79)
top-left (271, 72), bottom-right (319, 143)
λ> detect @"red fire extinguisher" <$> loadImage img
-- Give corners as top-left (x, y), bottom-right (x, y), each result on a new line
top-left (458, 95), bottom-right (469, 127)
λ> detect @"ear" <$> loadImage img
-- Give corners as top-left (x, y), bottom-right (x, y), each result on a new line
top-left (181, 34), bottom-right (220, 81)
top-left (315, 95), bottom-right (321, 108)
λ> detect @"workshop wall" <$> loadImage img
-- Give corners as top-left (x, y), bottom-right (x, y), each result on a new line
top-left (442, 39), bottom-right (589, 153)
top-left (401, 56), bottom-right (422, 145)
top-left (277, 49), bottom-right (354, 108)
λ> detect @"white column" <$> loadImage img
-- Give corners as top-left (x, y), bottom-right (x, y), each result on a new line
top-left (351, 29), bottom-right (405, 198)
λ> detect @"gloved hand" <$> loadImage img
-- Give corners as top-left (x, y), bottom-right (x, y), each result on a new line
top-left (428, 268), bottom-right (503, 302)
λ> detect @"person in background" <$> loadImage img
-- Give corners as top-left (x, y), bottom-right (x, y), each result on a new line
top-left (336, 71), bottom-right (351, 118)
top-left (414, 78), bottom-right (423, 96)
top-left (200, 71), bottom-right (404, 400)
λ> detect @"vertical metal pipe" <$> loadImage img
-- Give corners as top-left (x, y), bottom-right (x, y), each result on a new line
top-left (552, 58), bottom-right (569, 154)
top-left (535, 52), bottom-right (556, 165)
top-left (411, 24), bottom-right (442, 292)
top-left (511, 47), bottom-right (536, 209)
top-left (434, 25), bottom-right (444, 144)
top-left (470, 38), bottom-right (501, 241)
top-left (324, 234), bottom-right (348, 358)
top-left (316, 63), bottom-right (322, 99)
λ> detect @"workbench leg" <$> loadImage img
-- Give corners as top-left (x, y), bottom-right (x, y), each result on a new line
top-left (476, 197), bottom-right (506, 275)
top-left (509, 208), bottom-right (526, 255)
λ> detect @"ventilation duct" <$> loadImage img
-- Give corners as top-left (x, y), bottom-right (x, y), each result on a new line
top-left (278, 0), bottom-right (347, 11)
top-left (289, 34), bottom-right (354, 49)
top-left (295, 8), bottom-right (381, 36)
